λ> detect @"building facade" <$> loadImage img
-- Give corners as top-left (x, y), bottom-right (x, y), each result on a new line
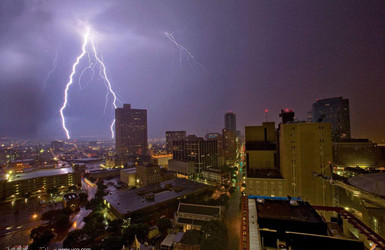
top-left (166, 131), bottom-right (186, 154)
top-left (173, 135), bottom-right (220, 175)
top-left (224, 111), bottom-right (236, 133)
top-left (332, 139), bottom-right (377, 168)
top-left (245, 122), bottom-right (278, 173)
top-left (136, 164), bottom-right (161, 187)
top-left (0, 168), bottom-right (81, 200)
top-left (311, 97), bottom-right (350, 141)
top-left (279, 122), bottom-right (333, 206)
top-left (115, 104), bottom-right (148, 157)
top-left (168, 159), bottom-right (195, 179)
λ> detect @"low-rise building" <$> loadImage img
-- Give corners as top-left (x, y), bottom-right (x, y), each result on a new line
top-left (137, 164), bottom-right (161, 187)
top-left (242, 196), bottom-right (365, 250)
top-left (152, 154), bottom-right (173, 168)
top-left (63, 192), bottom-right (80, 211)
top-left (104, 178), bottom-right (210, 219)
top-left (0, 168), bottom-right (80, 200)
top-left (333, 139), bottom-right (378, 168)
top-left (168, 160), bottom-right (195, 179)
top-left (175, 203), bottom-right (221, 231)
top-left (201, 168), bottom-right (230, 186)
top-left (120, 168), bottom-right (137, 186)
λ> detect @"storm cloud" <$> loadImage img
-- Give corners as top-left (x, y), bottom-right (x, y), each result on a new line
top-left (1, 0), bottom-right (385, 141)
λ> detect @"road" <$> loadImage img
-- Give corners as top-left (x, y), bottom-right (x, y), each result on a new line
top-left (224, 149), bottom-right (245, 250)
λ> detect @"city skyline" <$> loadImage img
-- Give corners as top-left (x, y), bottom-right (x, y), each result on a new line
top-left (1, 1), bottom-right (385, 141)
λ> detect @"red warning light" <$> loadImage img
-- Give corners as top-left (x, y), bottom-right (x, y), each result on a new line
top-left (265, 109), bottom-right (268, 113)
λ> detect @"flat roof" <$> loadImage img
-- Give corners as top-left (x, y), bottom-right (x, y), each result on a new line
top-left (8, 167), bottom-right (74, 182)
top-left (161, 234), bottom-right (176, 247)
top-left (348, 172), bottom-right (385, 196)
top-left (176, 217), bottom-right (206, 226)
top-left (178, 203), bottom-right (220, 216)
top-left (121, 168), bottom-right (136, 174)
top-left (255, 198), bottom-right (323, 224)
top-left (104, 178), bottom-right (209, 216)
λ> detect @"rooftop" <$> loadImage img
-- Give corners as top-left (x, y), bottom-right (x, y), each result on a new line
top-left (121, 168), bottom-right (136, 174)
top-left (7, 167), bottom-right (74, 182)
top-left (348, 172), bottom-right (385, 196)
top-left (104, 178), bottom-right (209, 216)
top-left (255, 198), bottom-right (323, 224)
top-left (178, 203), bottom-right (220, 216)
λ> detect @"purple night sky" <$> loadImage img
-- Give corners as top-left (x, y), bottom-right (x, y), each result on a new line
top-left (0, 1), bottom-right (385, 141)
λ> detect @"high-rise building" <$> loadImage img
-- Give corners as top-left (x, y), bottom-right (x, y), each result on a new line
top-left (206, 132), bottom-right (224, 156)
top-left (222, 129), bottom-right (237, 164)
top-left (311, 97), bottom-right (350, 141)
top-left (224, 111), bottom-right (236, 133)
top-left (172, 135), bottom-right (220, 174)
top-left (166, 131), bottom-right (186, 154)
top-left (279, 122), bottom-right (333, 206)
top-left (244, 122), bottom-right (285, 197)
top-left (115, 104), bottom-right (148, 157)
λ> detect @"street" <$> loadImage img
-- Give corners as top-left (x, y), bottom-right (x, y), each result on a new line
top-left (224, 148), bottom-right (245, 250)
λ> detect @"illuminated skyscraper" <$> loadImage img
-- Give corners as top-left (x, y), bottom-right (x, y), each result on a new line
top-left (224, 111), bottom-right (236, 133)
top-left (311, 97), bottom-right (350, 141)
top-left (115, 104), bottom-right (148, 157)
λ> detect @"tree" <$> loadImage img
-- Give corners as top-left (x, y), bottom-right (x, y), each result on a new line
top-left (200, 220), bottom-right (228, 250)
top-left (218, 194), bottom-right (229, 206)
top-left (29, 226), bottom-right (55, 249)
top-left (122, 223), bottom-right (149, 245)
top-left (157, 217), bottom-right (172, 235)
top-left (97, 182), bottom-right (108, 191)
top-left (100, 235), bottom-right (123, 250)
top-left (63, 229), bottom-right (89, 248)
top-left (41, 209), bottom-right (59, 221)
top-left (82, 212), bottom-right (106, 237)
top-left (47, 187), bottom-right (59, 197)
top-left (88, 176), bottom-right (96, 183)
top-left (79, 192), bottom-right (89, 203)
top-left (107, 219), bottom-right (123, 233)
top-left (86, 197), bottom-right (104, 211)
top-left (53, 214), bottom-right (70, 232)
top-left (61, 207), bottom-right (73, 216)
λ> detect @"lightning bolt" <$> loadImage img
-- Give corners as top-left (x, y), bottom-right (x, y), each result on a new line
top-left (40, 44), bottom-right (60, 99)
top-left (164, 32), bottom-right (204, 70)
top-left (78, 51), bottom-right (95, 90)
top-left (59, 26), bottom-right (119, 139)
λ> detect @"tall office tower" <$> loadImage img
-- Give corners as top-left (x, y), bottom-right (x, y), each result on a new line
top-left (222, 128), bottom-right (237, 164)
top-left (166, 131), bottom-right (186, 154)
top-left (279, 122), bottom-right (332, 206)
top-left (311, 97), bottom-right (350, 141)
top-left (206, 132), bottom-right (224, 156)
top-left (115, 104), bottom-right (148, 157)
top-left (173, 135), bottom-right (219, 174)
top-left (224, 111), bottom-right (236, 133)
